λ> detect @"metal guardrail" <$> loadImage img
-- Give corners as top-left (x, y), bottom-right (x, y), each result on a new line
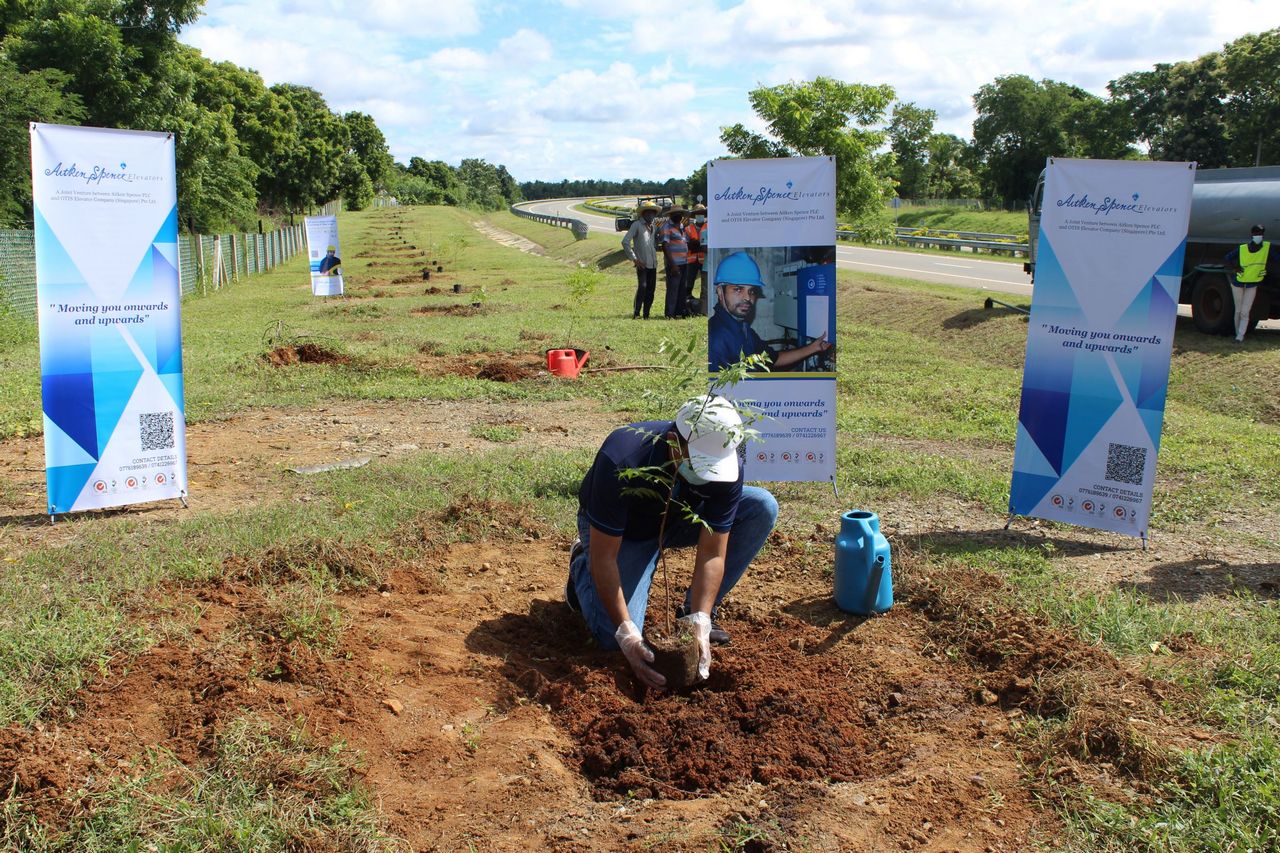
top-left (510, 202), bottom-right (589, 240)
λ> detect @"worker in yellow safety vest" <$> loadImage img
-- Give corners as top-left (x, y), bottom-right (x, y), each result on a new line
top-left (1224, 224), bottom-right (1276, 342)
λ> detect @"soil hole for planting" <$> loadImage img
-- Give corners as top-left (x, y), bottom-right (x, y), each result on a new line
top-left (265, 344), bottom-right (350, 367)
top-left (411, 304), bottom-right (490, 317)
top-left (476, 360), bottom-right (533, 382)
top-left (472, 604), bottom-right (900, 800)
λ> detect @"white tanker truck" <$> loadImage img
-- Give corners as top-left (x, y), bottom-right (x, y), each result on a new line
top-left (1025, 165), bottom-right (1280, 335)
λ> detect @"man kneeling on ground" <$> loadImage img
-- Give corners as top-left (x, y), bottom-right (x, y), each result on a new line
top-left (564, 395), bottom-right (778, 688)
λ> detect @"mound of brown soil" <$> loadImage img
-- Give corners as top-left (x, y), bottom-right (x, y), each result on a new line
top-left (476, 360), bottom-right (533, 382)
top-left (265, 343), bottom-right (350, 367)
top-left (411, 304), bottom-right (488, 317)
top-left (497, 612), bottom-right (898, 799)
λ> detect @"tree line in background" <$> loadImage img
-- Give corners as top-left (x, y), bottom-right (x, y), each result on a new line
top-left (3, 5), bottom-right (1273, 232)
top-left (0, 1), bottom-right (521, 232)
top-left (519, 178), bottom-right (686, 201)
top-left (687, 27), bottom-right (1279, 227)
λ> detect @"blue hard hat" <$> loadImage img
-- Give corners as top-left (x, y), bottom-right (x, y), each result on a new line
top-left (714, 251), bottom-right (766, 293)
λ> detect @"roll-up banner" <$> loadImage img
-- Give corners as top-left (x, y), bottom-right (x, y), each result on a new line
top-left (29, 122), bottom-right (188, 515)
top-left (305, 215), bottom-right (344, 296)
top-left (706, 156), bottom-right (837, 483)
top-left (1010, 158), bottom-right (1195, 537)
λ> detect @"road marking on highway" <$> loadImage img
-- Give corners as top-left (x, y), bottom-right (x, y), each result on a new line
top-left (839, 257), bottom-right (1030, 289)
top-left (935, 263), bottom-right (974, 269)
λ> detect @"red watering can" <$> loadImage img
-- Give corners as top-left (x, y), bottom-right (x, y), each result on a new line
top-left (546, 348), bottom-right (589, 378)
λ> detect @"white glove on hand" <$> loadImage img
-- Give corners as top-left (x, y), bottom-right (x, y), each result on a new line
top-left (615, 620), bottom-right (666, 689)
top-left (678, 611), bottom-right (712, 681)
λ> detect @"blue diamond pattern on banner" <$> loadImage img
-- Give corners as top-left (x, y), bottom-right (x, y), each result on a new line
top-left (48, 463), bottom-right (99, 515)
top-left (1017, 387), bottom-right (1070, 475)
top-left (33, 207), bottom-right (86, 287)
top-left (1137, 277), bottom-right (1177, 412)
top-left (1010, 473), bottom-right (1060, 515)
top-left (42, 416), bottom-right (97, 468)
top-left (93, 370), bottom-right (143, 457)
top-left (1014, 422), bottom-right (1060, 478)
top-left (1026, 235), bottom-right (1082, 314)
top-left (41, 372), bottom-right (97, 460)
top-left (1061, 353), bottom-right (1123, 474)
top-left (159, 373), bottom-right (184, 411)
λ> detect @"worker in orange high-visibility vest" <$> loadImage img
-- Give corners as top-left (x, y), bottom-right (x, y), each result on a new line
top-left (683, 204), bottom-right (707, 315)
top-left (1224, 224), bottom-right (1278, 342)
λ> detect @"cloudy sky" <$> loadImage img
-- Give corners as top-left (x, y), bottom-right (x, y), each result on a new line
top-left (182, 0), bottom-right (1280, 184)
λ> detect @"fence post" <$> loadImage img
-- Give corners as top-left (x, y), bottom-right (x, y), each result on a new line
top-left (196, 234), bottom-right (206, 296)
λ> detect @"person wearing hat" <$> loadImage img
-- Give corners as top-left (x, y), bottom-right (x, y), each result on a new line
top-left (621, 201), bottom-right (659, 318)
top-left (1223, 224), bottom-right (1276, 342)
top-left (659, 206), bottom-right (690, 318)
top-left (565, 394), bottom-right (779, 688)
top-left (318, 245), bottom-right (342, 276)
top-left (708, 251), bottom-right (832, 371)
top-left (683, 204), bottom-right (708, 315)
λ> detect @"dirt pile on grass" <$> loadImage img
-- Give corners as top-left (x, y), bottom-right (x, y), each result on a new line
top-left (476, 360), bottom-right (534, 382)
top-left (265, 343), bottom-right (350, 367)
top-left (542, 615), bottom-right (896, 798)
top-left (411, 304), bottom-right (490, 317)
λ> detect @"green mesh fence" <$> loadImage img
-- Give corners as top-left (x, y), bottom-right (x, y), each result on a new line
top-left (0, 230), bottom-right (38, 319)
top-left (0, 226), bottom-right (304, 320)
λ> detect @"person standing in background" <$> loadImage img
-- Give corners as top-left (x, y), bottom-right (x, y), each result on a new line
top-left (659, 206), bottom-right (689, 319)
top-left (684, 204), bottom-right (707, 316)
top-left (622, 201), bottom-right (660, 319)
top-left (1223, 224), bottom-right (1277, 342)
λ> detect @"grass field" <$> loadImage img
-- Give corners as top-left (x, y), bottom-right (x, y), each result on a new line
top-left (0, 204), bottom-right (1277, 850)
top-left (895, 206), bottom-right (1031, 237)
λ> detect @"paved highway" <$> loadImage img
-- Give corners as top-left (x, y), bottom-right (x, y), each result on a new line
top-left (519, 197), bottom-right (1033, 296)
top-left (517, 198), bottom-right (1280, 329)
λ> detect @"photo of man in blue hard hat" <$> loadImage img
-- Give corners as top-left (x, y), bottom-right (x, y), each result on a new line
top-left (708, 248), bottom-right (834, 372)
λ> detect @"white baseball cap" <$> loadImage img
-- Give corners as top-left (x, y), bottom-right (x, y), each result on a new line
top-left (674, 395), bottom-right (744, 483)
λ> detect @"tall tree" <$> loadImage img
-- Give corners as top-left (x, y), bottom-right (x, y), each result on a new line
top-left (343, 111), bottom-right (393, 190)
top-left (261, 84), bottom-right (347, 212)
top-left (888, 102), bottom-right (936, 199)
top-left (972, 74), bottom-right (1135, 203)
top-left (719, 76), bottom-right (896, 220)
top-left (0, 57), bottom-right (84, 226)
top-left (1109, 57), bottom-right (1229, 167)
top-left (924, 133), bottom-right (981, 199)
top-left (1222, 28), bottom-right (1280, 166)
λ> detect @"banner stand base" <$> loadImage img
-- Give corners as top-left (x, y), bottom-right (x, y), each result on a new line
top-left (1003, 514), bottom-right (1015, 531)
top-left (1141, 530), bottom-right (1148, 552)
top-left (179, 492), bottom-right (189, 510)
top-left (830, 476), bottom-right (840, 501)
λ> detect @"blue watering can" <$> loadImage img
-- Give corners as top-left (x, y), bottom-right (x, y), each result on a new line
top-left (834, 510), bottom-right (893, 615)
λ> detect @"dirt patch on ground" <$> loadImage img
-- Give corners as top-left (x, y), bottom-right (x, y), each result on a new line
top-left (411, 304), bottom-right (491, 317)
top-left (413, 352), bottom-right (543, 382)
top-left (476, 360), bottom-right (535, 382)
top-left (0, 398), bottom-right (610, 554)
top-left (264, 343), bottom-right (350, 367)
top-left (0, 533), bottom-right (1074, 850)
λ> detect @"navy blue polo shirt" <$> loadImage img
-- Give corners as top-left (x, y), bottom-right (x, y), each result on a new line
top-left (578, 420), bottom-right (744, 540)
top-left (708, 302), bottom-right (777, 371)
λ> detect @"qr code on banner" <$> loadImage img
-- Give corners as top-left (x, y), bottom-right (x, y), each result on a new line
top-left (1105, 442), bottom-right (1146, 485)
top-left (139, 411), bottom-right (175, 451)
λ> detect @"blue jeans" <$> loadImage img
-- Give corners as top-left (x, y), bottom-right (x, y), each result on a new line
top-left (569, 486), bottom-right (778, 649)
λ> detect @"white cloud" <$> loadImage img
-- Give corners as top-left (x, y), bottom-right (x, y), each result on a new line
top-left (497, 29), bottom-right (554, 65)
top-left (183, 0), bottom-right (1280, 182)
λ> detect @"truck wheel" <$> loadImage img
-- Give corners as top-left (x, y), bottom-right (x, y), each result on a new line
top-left (1191, 274), bottom-right (1234, 336)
